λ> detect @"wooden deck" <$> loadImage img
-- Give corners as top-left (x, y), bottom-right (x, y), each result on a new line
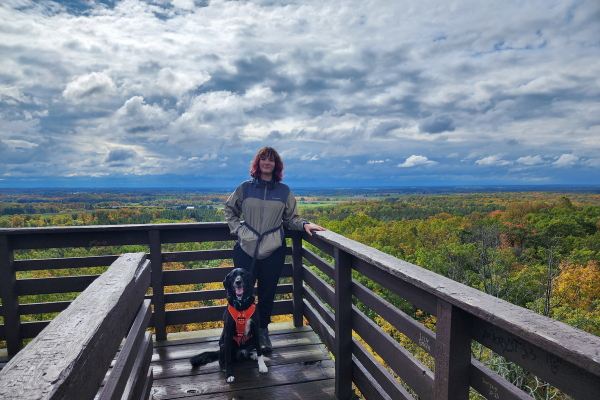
top-left (149, 322), bottom-right (337, 400)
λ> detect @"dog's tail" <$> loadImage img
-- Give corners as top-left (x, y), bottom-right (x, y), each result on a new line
top-left (190, 351), bottom-right (220, 368)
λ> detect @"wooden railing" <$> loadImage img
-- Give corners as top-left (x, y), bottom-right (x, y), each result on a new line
top-left (0, 253), bottom-right (153, 399)
top-left (1, 223), bottom-right (599, 400)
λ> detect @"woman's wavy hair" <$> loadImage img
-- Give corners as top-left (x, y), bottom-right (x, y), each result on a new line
top-left (250, 146), bottom-right (284, 182)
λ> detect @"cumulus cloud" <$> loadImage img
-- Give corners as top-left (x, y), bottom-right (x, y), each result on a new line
top-left (155, 68), bottom-right (210, 97)
top-left (475, 154), bottom-right (513, 166)
top-left (1, 0), bottom-right (599, 185)
top-left (516, 155), bottom-right (544, 165)
top-left (553, 154), bottom-right (579, 167)
top-left (367, 160), bottom-right (384, 164)
top-left (397, 155), bottom-right (438, 168)
top-left (63, 71), bottom-right (116, 102)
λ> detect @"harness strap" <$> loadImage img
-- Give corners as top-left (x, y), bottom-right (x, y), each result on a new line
top-left (228, 304), bottom-right (256, 345)
top-left (241, 222), bottom-right (283, 276)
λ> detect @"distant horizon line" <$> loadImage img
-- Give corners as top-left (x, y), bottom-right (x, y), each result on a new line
top-left (1, 184), bottom-right (600, 191)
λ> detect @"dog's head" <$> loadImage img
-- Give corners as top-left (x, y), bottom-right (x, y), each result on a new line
top-left (224, 268), bottom-right (254, 302)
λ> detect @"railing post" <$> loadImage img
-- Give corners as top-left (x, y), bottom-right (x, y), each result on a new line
top-left (334, 246), bottom-right (353, 400)
top-left (149, 229), bottom-right (166, 341)
top-left (291, 231), bottom-right (304, 327)
top-left (434, 299), bottom-right (471, 400)
top-left (0, 234), bottom-right (22, 356)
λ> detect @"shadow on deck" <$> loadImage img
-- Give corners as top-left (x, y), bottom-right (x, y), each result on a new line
top-left (150, 322), bottom-right (336, 400)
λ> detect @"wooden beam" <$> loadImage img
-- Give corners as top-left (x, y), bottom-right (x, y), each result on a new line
top-left (334, 246), bottom-right (353, 400)
top-left (433, 299), bottom-right (471, 400)
top-left (0, 253), bottom-right (151, 400)
top-left (0, 235), bottom-right (21, 356)
top-left (292, 231), bottom-right (304, 327)
top-left (98, 300), bottom-right (152, 400)
top-left (149, 230), bottom-right (166, 341)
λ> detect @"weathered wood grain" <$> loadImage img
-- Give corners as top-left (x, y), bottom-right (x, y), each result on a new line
top-left (14, 255), bottom-right (119, 271)
top-left (0, 235), bottom-right (21, 355)
top-left (152, 325), bottom-right (313, 348)
top-left (433, 299), bottom-right (471, 400)
top-left (352, 306), bottom-right (434, 400)
top-left (20, 320), bottom-right (51, 339)
top-left (308, 229), bottom-right (600, 378)
top-left (0, 253), bottom-right (151, 400)
top-left (352, 339), bottom-right (412, 400)
top-left (162, 264), bottom-right (293, 286)
top-left (352, 279), bottom-right (436, 356)
top-left (302, 247), bottom-right (334, 280)
top-left (152, 343), bottom-right (330, 380)
top-left (150, 230), bottom-right (167, 341)
top-left (150, 359), bottom-right (335, 400)
top-left (152, 330), bottom-right (322, 363)
top-left (303, 299), bottom-right (335, 354)
top-left (334, 247), bottom-right (353, 400)
top-left (163, 284), bottom-right (292, 304)
top-left (124, 332), bottom-right (154, 400)
top-left (303, 285), bottom-right (335, 329)
top-left (470, 358), bottom-right (532, 400)
top-left (19, 301), bottom-right (72, 316)
top-left (352, 356), bottom-right (394, 400)
top-left (164, 379), bottom-right (336, 400)
top-left (302, 264), bottom-right (335, 308)
top-left (98, 300), bottom-right (153, 400)
top-left (16, 274), bottom-right (100, 295)
top-left (292, 231), bottom-right (304, 327)
top-left (472, 316), bottom-right (600, 400)
top-left (164, 299), bottom-right (293, 326)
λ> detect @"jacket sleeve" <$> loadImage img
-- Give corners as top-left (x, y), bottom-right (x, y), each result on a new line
top-left (282, 191), bottom-right (308, 231)
top-left (225, 185), bottom-right (243, 235)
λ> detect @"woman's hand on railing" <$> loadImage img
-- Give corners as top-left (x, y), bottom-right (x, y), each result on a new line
top-left (304, 223), bottom-right (326, 236)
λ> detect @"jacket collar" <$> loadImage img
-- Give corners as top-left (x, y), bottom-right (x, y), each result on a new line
top-left (251, 177), bottom-right (278, 190)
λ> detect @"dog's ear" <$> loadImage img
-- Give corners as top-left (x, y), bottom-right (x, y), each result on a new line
top-left (223, 270), bottom-right (232, 291)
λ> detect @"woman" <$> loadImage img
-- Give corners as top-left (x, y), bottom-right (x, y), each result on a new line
top-left (225, 146), bottom-right (325, 352)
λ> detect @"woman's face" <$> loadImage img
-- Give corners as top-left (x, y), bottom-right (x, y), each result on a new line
top-left (259, 154), bottom-right (275, 176)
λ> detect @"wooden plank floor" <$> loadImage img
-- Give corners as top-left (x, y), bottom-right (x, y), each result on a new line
top-left (149, 322), bottom-right (336, 400)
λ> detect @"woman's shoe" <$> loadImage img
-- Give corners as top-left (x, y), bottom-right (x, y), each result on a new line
top-left (259, 328), bottom-right (272, 352)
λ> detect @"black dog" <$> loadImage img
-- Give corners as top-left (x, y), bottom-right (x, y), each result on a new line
top-left (190, 268), bottom-right (267, 382)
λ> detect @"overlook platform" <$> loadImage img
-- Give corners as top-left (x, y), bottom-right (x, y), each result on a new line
top-left (0, 222), bottom-right (599, 399)
top-left (149, 322), bottom-right (336, 400)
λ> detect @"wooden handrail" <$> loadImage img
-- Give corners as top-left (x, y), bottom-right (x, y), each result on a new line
top-left (0, 253), bottom-right (152, 400)
top-left (1, 223), bottom-right (599, 399)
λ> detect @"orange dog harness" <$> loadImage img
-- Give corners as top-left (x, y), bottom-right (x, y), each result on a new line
top-left (228, 304), bottom-right (256, 346)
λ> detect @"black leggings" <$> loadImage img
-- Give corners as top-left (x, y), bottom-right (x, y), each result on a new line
top-left (233, 242), bottom-right (286, 329)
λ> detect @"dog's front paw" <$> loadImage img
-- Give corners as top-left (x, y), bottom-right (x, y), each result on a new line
top-left (226, 375), bottom-right (235, 383)
top-left (250, 353), bottom-right (258, 360)
top-left (258, 355), bottom-right (268, 373)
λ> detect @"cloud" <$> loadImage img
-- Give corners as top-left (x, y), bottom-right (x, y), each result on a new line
top-left (419, 113), bottom-right (455, 134)
top-left (63, 71), bottom-right (116, 102)
top-left (106, 148), bottom-right (138, 163)
top-left (0, 86), bottom-right (32, 104)
top-left (475, 154), bottom-right (513, 166)
top-left (516, 155), bottom-right (544, 165)
top-left (1, 0), bottom-right (599, 186)
top-left (397, 155), bottom-right (438, 168)
top-left (371, 120), bottom-right (404, 138)
top-left (553, 154), bottom-right (579, 167)
top-left (155, 68), bottom-right (210, 97)
top-left (367, 160), bottom-right (384, 164)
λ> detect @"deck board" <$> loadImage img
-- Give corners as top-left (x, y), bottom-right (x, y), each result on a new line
top-left (149, 323), bottom-right (336, 400)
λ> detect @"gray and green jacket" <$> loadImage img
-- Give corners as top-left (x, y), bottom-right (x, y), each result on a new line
top-left (225, 178), bottom-right (307, 260)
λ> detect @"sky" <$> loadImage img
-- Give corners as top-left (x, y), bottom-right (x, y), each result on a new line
top-left (0, 0), bottom-right (599, 189)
